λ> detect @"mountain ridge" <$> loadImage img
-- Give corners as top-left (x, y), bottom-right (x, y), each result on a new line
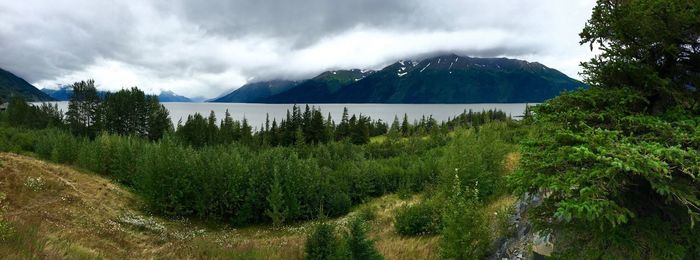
top-left (0, 68), bottom-right (54, 102)
top-left (41, 86), bottom-right (193, 102)
top-left (212, 54), bottom-right (584, 104)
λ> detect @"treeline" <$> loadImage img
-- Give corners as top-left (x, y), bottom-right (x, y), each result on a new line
top-left (175, 106), bottom-right (510, 148)
top-left (4, 80), bottom-right (172, 140)
top-left (3, 79), bottom-right (512, 148)
top-left (175, 106), bottom-right (388, 147)
top-left (0, 126), bottom-right (442, 225)
top-left (0, 79), bottom-right (516, 228)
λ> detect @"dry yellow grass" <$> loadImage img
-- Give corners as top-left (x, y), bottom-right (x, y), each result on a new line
top-left (504, 151), bottom-right (521, 174)
top-left (0, 152), bottom-right (443, 259)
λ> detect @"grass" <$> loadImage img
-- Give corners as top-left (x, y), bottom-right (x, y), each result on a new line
top-left (0, 152), bottom-right (445, 259)
top-left (0, 150), bottom-right (522, 259)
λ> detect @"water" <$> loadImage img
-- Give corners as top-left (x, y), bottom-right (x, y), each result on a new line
top-left (38, 102), bottom-right (532, 130)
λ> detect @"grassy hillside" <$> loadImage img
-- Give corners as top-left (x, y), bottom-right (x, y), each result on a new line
top-left (0, 151), bottom-right (519, 259)
top-left (0, 68), bottom-right (54, 102)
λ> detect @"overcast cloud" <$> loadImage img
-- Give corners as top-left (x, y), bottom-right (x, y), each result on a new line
top-left (0, 0), bottom-right (596, 98)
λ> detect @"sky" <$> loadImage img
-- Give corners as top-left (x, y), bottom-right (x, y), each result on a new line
top-left (0, 0), bottom-right (597, 98)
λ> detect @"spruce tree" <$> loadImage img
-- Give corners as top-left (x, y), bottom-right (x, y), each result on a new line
top-left (400, 113), bottom-right (409, 136)
top-left (305, 222), bottom-right (339, 260)
top-left (266, 172), bottom-right (287, 227)
top-left (345, 217), bottom-right (382, 260)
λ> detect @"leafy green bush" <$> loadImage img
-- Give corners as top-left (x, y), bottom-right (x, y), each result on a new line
top-left (393, 201), bottom-right (442, 236)
top-left (440, 126), bottom-right (513, 201)
top-left (439, 175), bottom-right (490, 259)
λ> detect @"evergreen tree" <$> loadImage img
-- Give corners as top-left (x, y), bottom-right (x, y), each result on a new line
top-left (206, 110), bottom-right (218, 144)
top-left (305, 222), bottom-right (340, 260)
top-left (336, 107), bottom-right (350, 140)
top-left (266, 171), bottom-right (287, 227)
top-left (400, 113), bottom-right (409, 137)
top-left (345, 217), bottom-right (383, 260)
top-left (580, 0), bottom-right (700, 112)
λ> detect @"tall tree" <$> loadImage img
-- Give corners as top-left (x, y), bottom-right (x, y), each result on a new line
top-left (580, 0), bottom-right (700, 112)
top-left (66, 80), bottom-right (101, 137)
top-left (400, 113), bottom-right (409, 136)
top-left (266, 171), bottom-right (288, 227)
top-left (345, 218), bottom-right (383, 260)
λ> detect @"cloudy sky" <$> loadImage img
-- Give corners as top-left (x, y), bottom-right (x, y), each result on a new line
top-left (0, 0), bottom-right (596, 98)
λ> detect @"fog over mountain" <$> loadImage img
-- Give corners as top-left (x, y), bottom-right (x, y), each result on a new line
top-left (0, 0), bottom-right (595, 98)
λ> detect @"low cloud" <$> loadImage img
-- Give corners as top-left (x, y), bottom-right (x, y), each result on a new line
top-left (0, 0), bottom-right (596, 98)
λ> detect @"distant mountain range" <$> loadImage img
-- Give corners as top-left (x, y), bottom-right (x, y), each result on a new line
top-left (212, 54), bottom-right (585, 104)
top-left (41, 86), bottom-right (193, 102)
top-left (2, 54), bottom-right (584, 104)
top-left (210, 80), bottom-right (298, 103)
top-left (0, 68), bottom-right (54, 102)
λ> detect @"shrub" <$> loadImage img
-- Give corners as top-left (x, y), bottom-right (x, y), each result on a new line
top-left (439, 175), bottom-right (490, 259)
top-left (305, 222), bottom-right (340, 260)
top-left (394, 201), bottom-right (442, 236)
top-left (344, 217), bottom-right (383, 260)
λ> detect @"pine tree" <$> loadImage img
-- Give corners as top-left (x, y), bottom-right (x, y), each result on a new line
top-left (336, 107), bottom-right (350, 140)
top-left (400, 113), bottom-right (409, 137)
top-left (266, 171), bottom-right (287, 227)
top-left (345, 217), bottom-right (383, 260)
top-left (305, 222), bottom-right (340, 260)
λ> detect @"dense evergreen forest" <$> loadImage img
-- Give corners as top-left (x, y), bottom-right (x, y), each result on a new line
top-left (1, 0), bottom-right (698, 258)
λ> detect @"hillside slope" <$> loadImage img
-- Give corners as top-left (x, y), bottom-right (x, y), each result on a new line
top-left (210, 80), bottom-right (298, 103)
top-left (42, 87), bottom-right (192, 102)
top-left (333, 54), bottom-right (583, 103)
top-left (0, 153), bottom-right (446, 259)
top-left (0, 68), bottom-right (54, 102)
top-left (263, 69), bottom-right (373, 103)
top-left (256, 54), bottom-right (584, 104)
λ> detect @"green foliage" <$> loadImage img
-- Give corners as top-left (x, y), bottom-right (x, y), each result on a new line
top-left (6, 96), bottom-right (63, 129)
top-left (266, 172), bottom-right (288, 227)
top-left (439, 175), bottom-right (490, 260)
top-left (305, 222), bottom-right (340, 260)
top-left (394, 201), bottom-right (442, 236)
top-left (0, 123), bottom-right (451, 226)
top-left (580, 0), bottom-right (699, 111)
top-left (66, 80), bottom-right (101, 138)
top-left (344, 218), bottom-right (383, 260)
top-left (511, 88), bottom-right (700, 257)
top-left (440, 124), bottom-right (514, 200)
top-left (102, 87), bottom-right (172, 140)
top-left (508, 1), bottom-right (700, 257)
top-left (355, 205), bottom-right (377, 222)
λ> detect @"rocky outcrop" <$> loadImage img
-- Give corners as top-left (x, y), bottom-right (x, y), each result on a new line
top-left (489, 193), bottom-right (552, 260)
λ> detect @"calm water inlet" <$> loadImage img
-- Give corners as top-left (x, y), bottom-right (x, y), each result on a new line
top-left (37, 102), bottom-right (532, 130)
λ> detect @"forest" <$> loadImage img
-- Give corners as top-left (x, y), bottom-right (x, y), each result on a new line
top-left (1, 0), bottom-right (699, 258)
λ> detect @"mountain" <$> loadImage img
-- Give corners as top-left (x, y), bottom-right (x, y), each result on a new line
top-left (157, 90), bottom-right (192, 102)
top-left (210, 80), bottom-right (298, 102)
top-left (42, 87), bottom-right (192, 102)
top-left (252, 54), bottom-right (585, 104)
top-left (0, 68), bottom-right (54, 102)
top-left (331, 54), bottom-right (584, 103)
top-left (263, 69), bottom-right (374, 103)
top-left (41, 86), bottom-right (108, 101)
